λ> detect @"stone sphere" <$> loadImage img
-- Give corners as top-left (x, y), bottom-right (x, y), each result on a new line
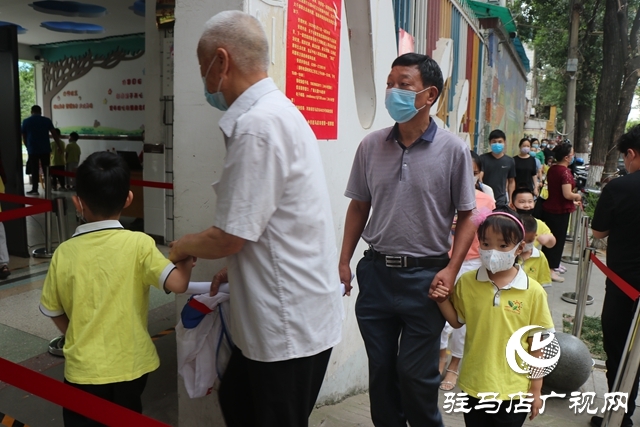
top-left (542, 332), bottom-right (593, 394)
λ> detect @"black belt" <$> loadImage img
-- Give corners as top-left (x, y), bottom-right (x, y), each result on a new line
top-left (367, 249), bottom-right (449, 269)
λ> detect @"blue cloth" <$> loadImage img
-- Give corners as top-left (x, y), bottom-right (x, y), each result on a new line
top-left (21, 115), bottom-right (54, 155)
top-left (355, 250), bottom-right (445, 427)
top-left (180, 296), bottom-right (213, 329)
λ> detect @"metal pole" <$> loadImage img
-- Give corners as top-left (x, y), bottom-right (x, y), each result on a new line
top-left (55, 198), bottom-right (67, 244)
top-left (572, 247), bottom-right (593, 338)
top-left (32, 167), bottom-right (54, 258)
top-left (562, 214), bottom-right (594, 306)
top-left (567, 210), bottom-right (577, 242)
top-left (602, 299), bottom-right (640, 427)
top-left (563, 208), bottom-right (582, 264)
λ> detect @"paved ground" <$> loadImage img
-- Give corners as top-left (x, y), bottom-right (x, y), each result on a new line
top-left (309, 240), bottom-right (637, 427)
top-left (0, 206), bottom-right (633, 426)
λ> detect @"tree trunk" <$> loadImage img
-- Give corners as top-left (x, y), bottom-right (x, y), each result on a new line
top-left (575, 104), bottom-right (591, 163)
top-left (587, 0), bottom-right (625, 188)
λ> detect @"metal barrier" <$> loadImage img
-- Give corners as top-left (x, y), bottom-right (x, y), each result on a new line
top-left (566, 209), bottom-right (579, 243)
top-left (32, 167), bottom-right (69, 258)
top-left (562, 207), bottom-right (583, 264)
top-left (562, 214), bottom-right (595, 306)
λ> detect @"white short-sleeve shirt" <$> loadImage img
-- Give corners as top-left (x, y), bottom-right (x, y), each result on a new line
top-left (213, 78), bottom-right (343, 362)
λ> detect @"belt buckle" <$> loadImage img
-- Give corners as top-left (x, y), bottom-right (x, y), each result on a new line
top-left (385, 255), bottom-right (405, 268)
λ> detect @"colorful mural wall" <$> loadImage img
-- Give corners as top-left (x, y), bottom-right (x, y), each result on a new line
top-left (393, 0), bottom-right (485, 149)
top-left (36, 34), bottom-right (145, 137)
top-left (392, 0), bottom-right (529, 151)
top-left (483, 29), bottom-right (527, 155)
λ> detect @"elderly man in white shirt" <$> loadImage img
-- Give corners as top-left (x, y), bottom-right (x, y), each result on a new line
top-left (169, 10), bottom-right (343, 427)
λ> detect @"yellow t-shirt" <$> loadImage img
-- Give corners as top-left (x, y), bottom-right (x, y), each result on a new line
top-left (523, 248), bottom-right (552, 288)
top-left (452, 267), bottom-right (554, 400)
top-left (535, 218), bottom-right (552, 249)
top-left (51, 140), bottom-right (66, 166)
top-left (65, 141), bottom-right (81, 164)
top-left (40, 220), bottom-right (175, 384)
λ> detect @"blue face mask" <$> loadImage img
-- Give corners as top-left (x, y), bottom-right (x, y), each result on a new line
top-left (569, 156), bottom-right (575, 165)
top-left (202, 55), bottom-right (228, 111)
top-left (532, 144), bottom-right (539, 149)
top-left (491, 142), bottom-right (504, 154)
top-left (385, 87), bottom-right (429, 123)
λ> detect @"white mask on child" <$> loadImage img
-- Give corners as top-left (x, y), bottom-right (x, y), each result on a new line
top-left (523, 242), bottom-right (535, 253)
top-left (479, 245), bottom-right (520, 274)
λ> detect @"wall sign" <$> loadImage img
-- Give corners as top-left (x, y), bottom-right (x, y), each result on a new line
top-left (285, 0), bottom-right (341, 140)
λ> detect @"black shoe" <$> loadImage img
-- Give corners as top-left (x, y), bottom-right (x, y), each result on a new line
top-left (0, 265), bottom-right (10, 280)
top-left (27, 189), bottom-right (39, 195)
top-left (591, 415), bottom-right (633, 427)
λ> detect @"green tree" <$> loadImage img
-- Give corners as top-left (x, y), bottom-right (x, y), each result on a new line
top-left (18, 61), bottom-right (35, 123)
top-left (515, 0), bottom-right (603, 153)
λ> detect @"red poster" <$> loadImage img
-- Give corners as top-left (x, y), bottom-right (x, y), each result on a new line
top-left (285, 0), bottom-right (341, 140)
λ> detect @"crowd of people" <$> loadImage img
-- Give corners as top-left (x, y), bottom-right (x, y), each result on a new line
top-left (30, 9), bottom-right (640, 427)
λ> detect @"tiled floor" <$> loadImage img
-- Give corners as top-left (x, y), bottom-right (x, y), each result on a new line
top-left (0, 189), bottom-right (636, 426)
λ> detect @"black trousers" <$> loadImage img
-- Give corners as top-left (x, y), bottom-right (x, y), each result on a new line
top-left (63, 374), bottom-right (148, 427)
top-left (219, 346), bottom-right (332, 427)
top-left (541, 210), bottom-right (571, 269)
top-left (26, 153), bottom-right (50, 191)
top-left (602, 283), bottom-right (640, 424)
top-left (463, 396), bottom-right (528, 427)
top-left (50, 165), bottom-right (65, 188)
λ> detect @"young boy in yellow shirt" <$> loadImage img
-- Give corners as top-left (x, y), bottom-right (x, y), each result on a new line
top-left (64, 131), bottom-right (81, 190)
top-left (510, 187), bottom-right (564, 283)
top-left (40, 152), bottom-right (193, 426)
top-left (520, 214), bottom-right (552, 288)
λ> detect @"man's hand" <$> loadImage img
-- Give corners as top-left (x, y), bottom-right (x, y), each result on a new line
top-left (338, 262), bottom-right (353, 296)
top-left (429, 266), bottom-right (456, 302)
top-left (168, 239), bottom-right (188, 263)
top-left (210, 267), bottom-right (228, 296)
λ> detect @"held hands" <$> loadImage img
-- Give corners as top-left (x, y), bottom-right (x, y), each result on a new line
top-left (430, 283), bottom-right (450, 301)
top-left (429, 267), bottom-right (456, 302)
top-left (168, 239), bottom-right (187, 263)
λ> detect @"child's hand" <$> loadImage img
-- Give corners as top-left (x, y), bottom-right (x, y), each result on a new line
top-left (430, 283), bottom-right (450, 300)
top-left (529, 389), bottom-right (542, 420)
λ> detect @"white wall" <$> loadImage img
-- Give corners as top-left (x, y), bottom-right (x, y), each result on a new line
top-left (143, 0), bottom-right (167, 240)
top-left (172, 0), bottom-right (398, 424)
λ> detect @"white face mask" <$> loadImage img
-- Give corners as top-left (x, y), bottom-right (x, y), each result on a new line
top-left (479, 244), bottom-right (521, 274)
top-left (523, 242), bottom-right (534, 253)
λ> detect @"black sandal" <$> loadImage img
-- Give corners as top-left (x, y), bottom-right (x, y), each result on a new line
top-left (0, 265), bottom-right (11, 279)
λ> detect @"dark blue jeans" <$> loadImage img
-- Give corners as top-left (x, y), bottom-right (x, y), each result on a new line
top-left (355, 251), bottom-right (446, 427)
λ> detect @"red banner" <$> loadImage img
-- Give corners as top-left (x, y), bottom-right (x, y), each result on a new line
top-left (285, 0), bottom-right (341, 140)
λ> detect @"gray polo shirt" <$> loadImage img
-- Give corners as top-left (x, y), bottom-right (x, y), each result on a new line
top-left (345, 119), bottom-right (476, 257)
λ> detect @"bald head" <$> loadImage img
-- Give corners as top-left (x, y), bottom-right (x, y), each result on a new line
top-left (198, 10), bottom-right (270, 75)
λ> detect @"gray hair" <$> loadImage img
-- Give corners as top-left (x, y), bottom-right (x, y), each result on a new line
top-left (199, 10), bottom-right (270, 74)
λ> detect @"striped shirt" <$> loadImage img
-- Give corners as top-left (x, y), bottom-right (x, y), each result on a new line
top-left (345, 119), bottom-right (476, 257)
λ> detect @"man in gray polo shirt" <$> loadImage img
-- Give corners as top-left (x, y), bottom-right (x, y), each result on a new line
top-left (339, 53), bottom-right (476, 427)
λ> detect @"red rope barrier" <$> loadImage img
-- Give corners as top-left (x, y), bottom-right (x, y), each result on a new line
top-left (0, 194), bottom-right (52, 222)
top-left (49, 169), bottom-right (173, 190)
top-left (0, 357), bottom-right (170, 426)
top-left (590, 253), bottom-right (640, 301)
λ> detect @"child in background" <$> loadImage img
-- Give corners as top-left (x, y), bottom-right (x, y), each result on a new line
top-left (50, 128), bottom-right (65, 191)
top-left (510, 188), bottom-right (563, 282)
top-left (431, 211), bottom-right (554, 426)
top-left (521, 215), bottom-right (552, 288)
top-left (65, 132), bottom-right (81, 190)
top-left (439, 150), bottom-right (496, 391)
top-left (39, 152), bottom-right (193, 426)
